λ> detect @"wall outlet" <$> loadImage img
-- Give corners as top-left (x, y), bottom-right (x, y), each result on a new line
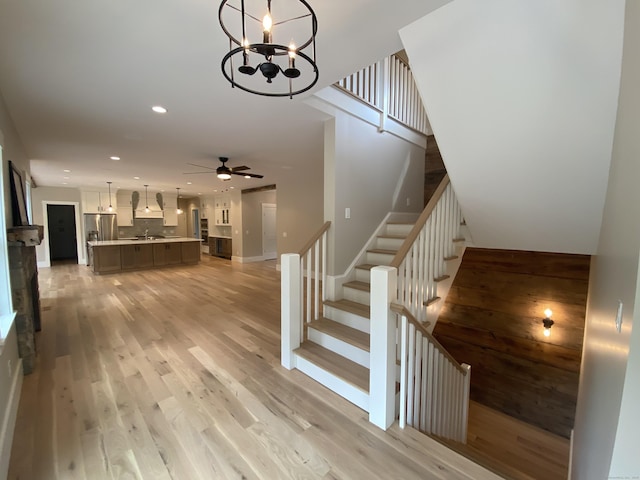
top-left (406, 197), bottom-right (411, 206)
top-left (615, 300), bottom-right (623, 333)
top-left (283, 232), bottom-right (287, 238)
top-left (345, 207), bottom-right (351, 219)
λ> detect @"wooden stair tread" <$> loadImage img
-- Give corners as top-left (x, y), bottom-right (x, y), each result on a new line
top-left (444, 255), bottom-right (459, 261)
top-left (434, 275), bottom-right (450, 282)
top-left (367, 248), bottom-right (397, 255)
top-left (308, 317), bottom-right (370, 352)
top-left (424, 296), bottom-right (441, 307)
top-left (324, 299), bottom-right (370, 318)
top-left (355, 263), bottom-right (376, 271)
top-left (343, 280), bottom-right (371, 292)
top-left (294, 342), bottom-right (369, 392)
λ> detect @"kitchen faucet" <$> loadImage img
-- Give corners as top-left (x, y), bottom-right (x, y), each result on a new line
top-left (144, 228), bottom-right (148, 240)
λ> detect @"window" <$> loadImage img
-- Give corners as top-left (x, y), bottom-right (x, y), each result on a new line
top-left (0, 145), bottom-right (15, 342)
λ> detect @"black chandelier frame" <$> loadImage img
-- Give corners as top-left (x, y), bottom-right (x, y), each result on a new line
top-left (218, 0), bottom-right (319, 98)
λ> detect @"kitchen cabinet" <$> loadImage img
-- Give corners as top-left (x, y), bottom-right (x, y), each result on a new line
top-left (181, 241), bottom-right (201, 264)
top-left (135, 208), bottom-right (163, 219)
top-left (209, 236), bottom-right (232, 259)
top-left (92, 245), bottom-right (121, 273)
top-left (213, 194), bottom-right (231, 225)
top-left (82, 190), bottom-right (112, 213)
top-left (163, 208), bottom-right (178, 226)
top-left (121, 244), bottom-right (154, 270)
top-left (117, 207), bottom-right (134, 226)
top-left (153, 242), bottom-right (182, 266)
top-left (214, 208), bottom-right (230, 226)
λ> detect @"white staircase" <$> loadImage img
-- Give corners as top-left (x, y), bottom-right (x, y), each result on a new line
top-left (282, 176), bottom-right (471, 441)
top-left (293, 220), bottom-right (415, 410)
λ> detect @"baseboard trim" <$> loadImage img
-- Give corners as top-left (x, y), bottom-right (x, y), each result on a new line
top-left (0, 358), bottom-right (23, 479)
top-left (232, 255), bottom-right (276, 264)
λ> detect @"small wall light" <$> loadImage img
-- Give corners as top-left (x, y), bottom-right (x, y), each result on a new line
top-left (543, 308), bottom-right (554, 337)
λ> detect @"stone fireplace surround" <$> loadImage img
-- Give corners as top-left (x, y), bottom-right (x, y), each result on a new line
top-left (7, 226), bottom-right (43, 375)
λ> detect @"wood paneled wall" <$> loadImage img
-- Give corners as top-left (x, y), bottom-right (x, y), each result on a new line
top-left (433, 248), bottom-right (590, 438)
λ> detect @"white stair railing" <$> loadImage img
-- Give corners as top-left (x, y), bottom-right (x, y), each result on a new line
top-left (281, 222), bottom-right (330, 370)
top-left (390, 174), bottom-right (463, 323)
top-left (392, 303), bottom-right (470, 443)
top-left (335, 54), bottom-right (429, 135)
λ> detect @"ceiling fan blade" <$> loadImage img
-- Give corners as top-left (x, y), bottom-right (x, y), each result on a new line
top-left (231, 171), bottom-right (264, 178)
top-left (229, 165), bottom-right (250, 172)
top-left (187, 162), bottom-right (216, 171)
top-left (183, 171), bottom-right (216, 175)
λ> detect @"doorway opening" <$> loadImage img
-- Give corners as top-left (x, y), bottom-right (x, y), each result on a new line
top-left (47, 204), bottom-right (78, 265)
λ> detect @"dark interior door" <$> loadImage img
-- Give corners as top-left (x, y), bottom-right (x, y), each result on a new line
top-left (47, 204), bottom-right (78, 261)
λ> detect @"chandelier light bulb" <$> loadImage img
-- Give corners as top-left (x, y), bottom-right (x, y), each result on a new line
top-left (544, 327), bottom-right (551, 337)
top-left (544, 308), bottom-right (553, 318)
top-left (263, 13), bottom-right (272, 32)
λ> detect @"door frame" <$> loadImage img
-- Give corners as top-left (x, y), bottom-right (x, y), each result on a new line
top-left (41, 201), bottom-right (83, 268)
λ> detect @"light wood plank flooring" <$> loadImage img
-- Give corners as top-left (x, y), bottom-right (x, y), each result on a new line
top-left (8, 256), bottom-right (503, 479)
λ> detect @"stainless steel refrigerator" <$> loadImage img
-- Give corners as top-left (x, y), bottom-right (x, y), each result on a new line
top-left (84, 213), bottom-right (118, 265)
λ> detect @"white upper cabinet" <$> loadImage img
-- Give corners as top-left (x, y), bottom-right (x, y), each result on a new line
top-left (82, 190), bottom-right (114, 213)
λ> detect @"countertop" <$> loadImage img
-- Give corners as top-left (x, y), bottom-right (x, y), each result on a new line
top-left (208, 235), bottom-right (232, 239)
top-left (89, 237), bottom-right (202, 246)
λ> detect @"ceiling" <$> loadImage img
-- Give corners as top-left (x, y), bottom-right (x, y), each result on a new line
top-left (0, 0), bottom-right (450, 197)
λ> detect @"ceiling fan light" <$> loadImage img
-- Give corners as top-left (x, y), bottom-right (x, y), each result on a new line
top-left (217, 172), bottom-right (232, 180)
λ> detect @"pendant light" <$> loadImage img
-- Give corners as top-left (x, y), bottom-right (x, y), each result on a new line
top-left (106, 181), bottom-right (114, 212)
top-left (176, 187), bottom-right (183, 214)
top-left (144, 184), bottom-right (150, 213)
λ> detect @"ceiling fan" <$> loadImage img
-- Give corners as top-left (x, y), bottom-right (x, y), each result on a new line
top-left (184, 157), bottom-right (264, 180)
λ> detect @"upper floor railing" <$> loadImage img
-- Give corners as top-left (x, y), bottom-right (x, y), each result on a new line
top-left (335, 54), bottom-right (430, 136)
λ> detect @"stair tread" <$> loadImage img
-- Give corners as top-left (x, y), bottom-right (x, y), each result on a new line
top-left (308, 317), bottom-right (370, 352)
top-left (343, 280), bottom-right (371, 292)
top-left (324, 299), bottom-right (370, 318)
top-left (294, 342), bottom-right (369, 392)
top-left (424, 296), bottom-right (441, 307)
top-left (367, 248), bottom-right (397, 255)
top-left (386, 221), bottom-right (415, 225)
top-left (355, 263), bottom-right (376, 271)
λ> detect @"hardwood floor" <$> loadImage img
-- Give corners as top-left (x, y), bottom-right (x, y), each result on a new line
top-left (8, 255), bottom-right (503, 480)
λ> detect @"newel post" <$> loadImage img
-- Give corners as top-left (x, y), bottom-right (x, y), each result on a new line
top-left (281, 253), bottom-right (301, 370)
top-left (369, 265), bottom-right (397, 430)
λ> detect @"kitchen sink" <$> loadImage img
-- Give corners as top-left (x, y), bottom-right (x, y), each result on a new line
top-left (134, 235), bottom-right (165, 240)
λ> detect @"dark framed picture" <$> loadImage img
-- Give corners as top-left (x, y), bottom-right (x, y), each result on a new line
top-left (8, 160), bottom-right (29, 226)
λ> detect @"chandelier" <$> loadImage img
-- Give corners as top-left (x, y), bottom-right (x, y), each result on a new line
top-left (219, 0), bottom-right (319, 98)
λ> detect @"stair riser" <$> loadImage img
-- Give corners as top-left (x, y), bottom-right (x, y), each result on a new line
top-left (342, 286), bottom-right (371, 306)
top-left (385, 224), bottom-right (413, 236)
top-left (355, 269), bottom-right (371, 283)
top-left (323, 305), bottom-right (370, 333)
top-left (307, 328), bottom-right (370, 368)
top-left (376, 237), bottom-right (405, 250)
top-left (366, 252), bottom-right (395, 265)
top-left (294, 354), bottom-right (369, 411)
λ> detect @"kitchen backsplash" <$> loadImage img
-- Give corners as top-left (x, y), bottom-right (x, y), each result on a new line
top-left (118, 218), bottom-right (176, 237)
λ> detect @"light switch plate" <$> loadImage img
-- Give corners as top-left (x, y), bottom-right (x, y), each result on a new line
top-left (615, 300), bottom-right (623, 333)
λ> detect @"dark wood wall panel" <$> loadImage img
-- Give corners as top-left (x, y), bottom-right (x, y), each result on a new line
top-left (433, 248), bottom-right (590, 438)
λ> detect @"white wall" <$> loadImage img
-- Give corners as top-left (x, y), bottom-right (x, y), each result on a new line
top-left (400, 0), bottom-right (625, 255)
top-left (572, 2), bottom-right (640, 477)
top-left (324, 110), bottom-right (425, 274)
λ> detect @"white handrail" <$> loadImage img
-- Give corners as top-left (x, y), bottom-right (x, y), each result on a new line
top-left (334, 54), bottom-right (429, 135)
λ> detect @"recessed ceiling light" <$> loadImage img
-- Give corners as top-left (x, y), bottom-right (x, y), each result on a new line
top-left (62, 182), bottom-right (68, 185)
top-left (63, 169), bottom-right (71, 173)
top-left (63, 176), bottom-right (70, 180)
top-left (187, 182), bottom-right (192, 185)
top-left (230, 186), bottom-right (235, 189)
top-left (133, 176), bottom-right (140, 180)
top-left (244, 175), bottom-right (251, 179)
top-left (197, 192), bottom-right (202, 195)
top-left (152, 105), bottom-right (167, 114)
top-left (110, 156), bottom-right (121, 161)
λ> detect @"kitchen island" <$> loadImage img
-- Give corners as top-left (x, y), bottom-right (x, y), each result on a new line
top-left (88, 237), bottom-right (202, 274)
